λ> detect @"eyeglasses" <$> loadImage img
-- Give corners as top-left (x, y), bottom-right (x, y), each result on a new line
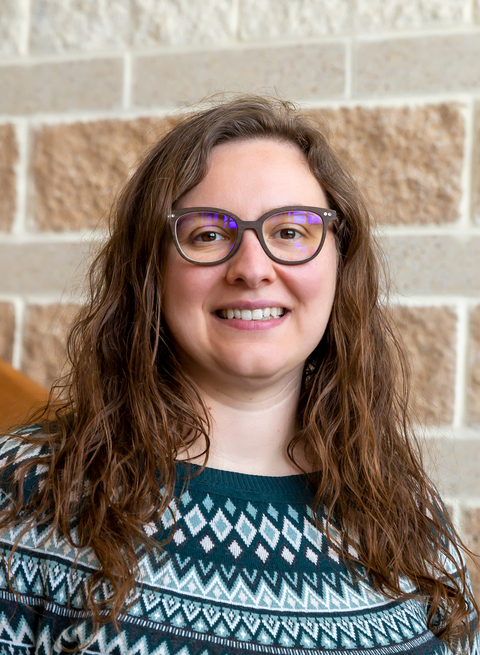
top-left (168, 206), bottom-right (337, 265)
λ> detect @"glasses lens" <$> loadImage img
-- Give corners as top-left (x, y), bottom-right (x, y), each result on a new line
top-left (263, 210), bottom-right (325, 262)
top-left (175, 211), bottom-right (238, 263)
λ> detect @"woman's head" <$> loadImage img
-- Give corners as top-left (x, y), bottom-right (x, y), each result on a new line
top-left (108, 95), bottom-right (375, 394)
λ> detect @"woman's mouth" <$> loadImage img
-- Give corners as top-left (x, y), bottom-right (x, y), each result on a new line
top-left (216, 307), bottom-right (286, 321)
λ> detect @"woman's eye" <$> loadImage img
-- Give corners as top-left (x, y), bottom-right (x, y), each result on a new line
top-left (273, 228), bottom-right (302, 240)
top-left (193, 231), bottom-right (226, 242)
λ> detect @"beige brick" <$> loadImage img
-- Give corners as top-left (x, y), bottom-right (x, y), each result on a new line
top-left (32, 117), bottom-right (177, 231)
top-left (354, 34), bottom-right (480, 97)
top-left (131, 0), bottom-right (236, 47)
top-left (30, 0), bottom-right (236, 53)
top-left (383, 235), bottom-right (480, 297)
top-left (0, 242), bottom-right (94, 296)
top-left (356, 0), bottom-right (466, 31)
top-left (0, 59), bottom-right (123, 115)
top-left (30, 0), bottom-right (130, 54)
top-left (0, 302), bottom-right (15, 364)
top-left (133, 44), bottom-right (346, 108)
top-left (320, 105), bottom-right (464, 225)
top-left (473, 103), bottom-right (480, 225)
top-left (461, 508), bottom-right (480, 603)
top-left (239, 0), bottom-right (350, 40)
top-left (468, 306), bottom-right (480, 426)
top-left (392, 307), bottom-right (456, 425)
top-left (423, 438), bottom-right (480, 501)
top-left (0, 0), bottom-right (26, 55)
top-left (22, 303), bottom-right (79, 389)
top-left (0, 124), bottom-right (18, 232)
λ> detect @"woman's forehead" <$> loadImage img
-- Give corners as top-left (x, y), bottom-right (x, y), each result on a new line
top-left (178, 139), bottom-right (325, 209)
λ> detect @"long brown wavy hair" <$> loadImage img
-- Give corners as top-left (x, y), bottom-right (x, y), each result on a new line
top-left (1, 95), bottom-right (478, 650)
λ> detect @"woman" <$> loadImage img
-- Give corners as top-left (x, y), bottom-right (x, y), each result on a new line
top-left (0, 96), bottom-right (478, 654)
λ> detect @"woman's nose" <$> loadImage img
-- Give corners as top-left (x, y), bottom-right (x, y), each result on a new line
top-left (224, 229), bottom-right (277, 287)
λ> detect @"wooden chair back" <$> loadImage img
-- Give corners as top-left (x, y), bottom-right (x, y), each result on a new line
top-left (0, 359), bottom-right (48, 432)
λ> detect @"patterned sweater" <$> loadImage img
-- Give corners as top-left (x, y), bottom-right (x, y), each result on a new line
top-left (0, 430), bottom-right (478, 655)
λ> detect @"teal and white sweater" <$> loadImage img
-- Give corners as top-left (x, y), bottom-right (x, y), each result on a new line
top-left (0, 429), bottom-right (478, 654)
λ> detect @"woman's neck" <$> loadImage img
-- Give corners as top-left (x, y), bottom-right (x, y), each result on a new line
top-left (177, 372), bottom-right (311, 476)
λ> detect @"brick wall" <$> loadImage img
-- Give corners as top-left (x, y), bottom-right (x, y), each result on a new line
top-left (0, 0), bottom-right (479, 591)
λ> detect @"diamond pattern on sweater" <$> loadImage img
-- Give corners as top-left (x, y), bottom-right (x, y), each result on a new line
top-left (1, 433), bottom-right (478, 655)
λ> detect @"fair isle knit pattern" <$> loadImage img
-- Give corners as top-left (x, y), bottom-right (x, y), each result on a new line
top-left (0, 429), bottom-right (477, 655)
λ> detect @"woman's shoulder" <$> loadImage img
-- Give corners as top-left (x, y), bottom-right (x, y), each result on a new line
top-left (0, 424), bottom-right (52, 508)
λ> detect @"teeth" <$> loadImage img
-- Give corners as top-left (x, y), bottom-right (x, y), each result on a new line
top-left (218, 307), bottom-right (285, 320)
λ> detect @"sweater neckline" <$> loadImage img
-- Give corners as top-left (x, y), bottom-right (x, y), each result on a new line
top-left (174, 461), bottom-right (317, 503)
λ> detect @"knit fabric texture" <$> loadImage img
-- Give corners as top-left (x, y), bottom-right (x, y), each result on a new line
top-left (0, 428), bottom-right (477, 654)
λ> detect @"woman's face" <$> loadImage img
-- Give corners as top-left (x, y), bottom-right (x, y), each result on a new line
top-left (162, 139), bottom-right (338, 393)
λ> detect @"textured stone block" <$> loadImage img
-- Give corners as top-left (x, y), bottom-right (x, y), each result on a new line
top-left (22, 304), bottom-right (79, 390)
top-left (0, 124), bottom-right (18, 232)
top-left (32, 117), bottom-right (177, 231)
top-left (462, 508), bottom-right (480, 603)
top-left (0, 59), bottom-right (123, 115)
top-left (30, 0), bottom-right (130, 54)
top-left (468, 306), bottom-right (480, 426)
top-left (354, 34), bottom-right (480, 96)
top-left (392, 306), bottom-right (456, 425)
top-left (131, 0), bottom-right (236, 47)
top-left (355, 0), bottom-right (466, 31)
top-left (0, 0), bottom-right (26, 55)
top-left (239, 0), bottom-right (349, 40)
top-left (133, 43), bottom-right (346, 108)
top-left (29, 0), bottom-right (236, 53)
top-left (383, 235), bottom-right (480, 297)
top-left (320, 104), bottom-right (464, 225)
top-left (473, 103), bottom-right (480, 225)
top-left (0, 302), bottom-right (15, 364)
top-left (423, 438), bottom-right (480, 501)
top-left (0, 242), bottom-right (94, 296)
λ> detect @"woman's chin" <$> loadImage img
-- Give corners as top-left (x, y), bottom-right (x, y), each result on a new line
top-left (212, 355), bottom-right (304, 389)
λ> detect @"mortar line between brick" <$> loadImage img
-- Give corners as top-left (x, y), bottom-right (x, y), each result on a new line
top-left (387, 296), bottom-right (480, 307)
top-left (453, 300), bottom-right (469, 429)
top-left (460, 98), bottom-right (475, 227)
top-left (12, 119), bottom-right (29, 237)
top-left (353, 24), bottom-right (480, 42)
top-left (19, 0), bottom-right (32, 57)
top-left (380, 226), bottom-right (480, 237)
top-left (12, 297), bottom-right (25, 371)
top-left (466, 0), bottom-right (475, 23)
top-left (456, 497), bottom-right (480, 509)
top-left (0, 106), bottom-right (177, 126)
top-left (122, 53), bottom-right (132, 110)
top-left (0, 230), bottom-right (106, 244)
top-left (447, 498), bottom-right (462, 535)
top-left (232, 0), bottom-right (241, 41)
top-left (302, 93), bottom-right (480, 110)
top-left (423, 425), bottom-right (480, 439)
top-left (0, 92), bottom-right (478, 126)
top-left (344, 38), bottom-right (352, 100)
